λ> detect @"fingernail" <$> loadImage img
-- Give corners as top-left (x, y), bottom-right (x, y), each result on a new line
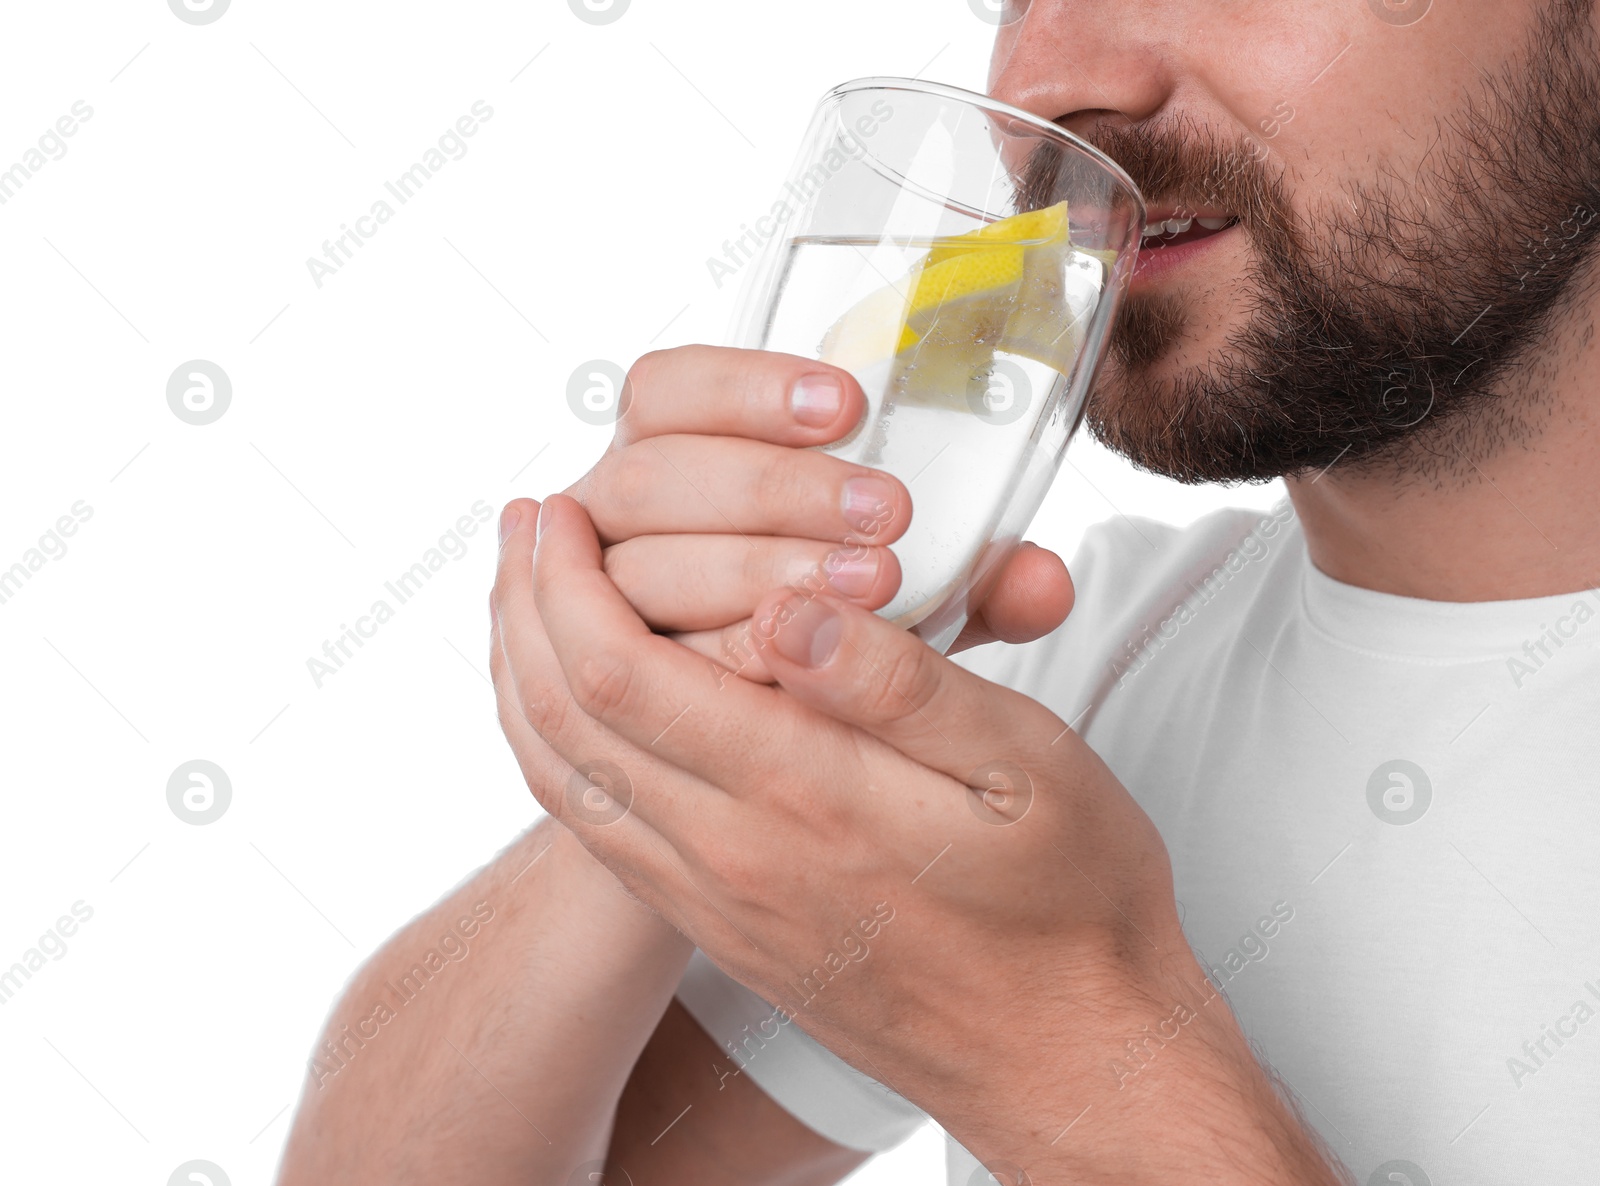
top-left (499, 504), bottom-right (521, 544)
top-left (791, 373), bottom-right (844, 427)
top-left (824, 551), bottom-right (877, 598)
top-left (772, 597), bottom-right (842, 667)
top-left (841, 476), bottom-right (895, 530)
top-left (535, 501), bottom-right (552, 542)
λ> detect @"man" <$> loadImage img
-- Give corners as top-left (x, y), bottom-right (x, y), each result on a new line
top-left (277, 1), bottom-right (1600, 1183)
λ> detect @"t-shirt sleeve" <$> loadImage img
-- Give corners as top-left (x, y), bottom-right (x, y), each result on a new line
top-left (674, 949), bottom-right (928, 1152)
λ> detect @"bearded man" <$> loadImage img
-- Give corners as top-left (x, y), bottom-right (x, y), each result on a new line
top-left (279, 3), bottom-right (1600, 1183)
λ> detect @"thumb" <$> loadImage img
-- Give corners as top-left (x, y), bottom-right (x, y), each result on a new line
top-left (952, 541), bottom-right (1074, 653)
top-left (749, 586), bottom-right (1062, 784)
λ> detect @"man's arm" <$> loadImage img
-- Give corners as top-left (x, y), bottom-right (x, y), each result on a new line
top-left (610, 999), bottom-right (871, 1185)
top-left (492, 493), bottom-right (1354, 1185)
top-left (274, 816), bottom-right (868, 1186)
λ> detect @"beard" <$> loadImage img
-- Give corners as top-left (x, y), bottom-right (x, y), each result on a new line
top-left (1072, 0), bottom-right (1600, 485)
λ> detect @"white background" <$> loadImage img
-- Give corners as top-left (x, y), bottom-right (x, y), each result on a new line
top-left (0, 2), bottom-right (1280, 1182)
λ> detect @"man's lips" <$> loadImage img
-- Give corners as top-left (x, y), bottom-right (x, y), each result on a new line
top-left (1130, 209), bottom-right (1240, 289)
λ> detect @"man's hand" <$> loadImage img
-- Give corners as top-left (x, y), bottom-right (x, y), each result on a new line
top-left (561, 345), bottom-right (1074, 682)
top-left (488, 494), bottom-right (1349, 1186)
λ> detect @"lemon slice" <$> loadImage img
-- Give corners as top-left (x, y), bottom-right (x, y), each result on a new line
top-left (817, 237), bottom-right (1027, 371)
top-left (819, 202), bottom-right (1078, 377)
top-left (924, 201), bottom-right (1069, 266)
top-left (815, 200), bottom-right (1113, 427)
top-left (815, 276), bottom-right (924, 372)
top-left (892, 247), bottom-right (1024, 405)
top-left (903, 245), bottom-right (1025, 343)
top-left (993, 207), bottom-right (1091, 376)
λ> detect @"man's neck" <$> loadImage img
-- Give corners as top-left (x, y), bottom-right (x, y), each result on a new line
top-left (1286, 296), bottom-right (1600, 603)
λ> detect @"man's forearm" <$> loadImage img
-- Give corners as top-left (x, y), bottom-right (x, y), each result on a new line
top-left (901, 948), bottom-right (1352, 1186)
top-left (275, 816), bottom-right (693, 1186)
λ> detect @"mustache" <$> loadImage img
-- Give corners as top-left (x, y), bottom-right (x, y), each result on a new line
top-left (1018, 114), bottom-right (1293, 237)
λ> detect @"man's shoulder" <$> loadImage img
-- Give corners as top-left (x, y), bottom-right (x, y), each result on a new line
top-left (1074, 502), bottom-right (1288, 595)
top-left (956, 501), bottom-right (1300, 709)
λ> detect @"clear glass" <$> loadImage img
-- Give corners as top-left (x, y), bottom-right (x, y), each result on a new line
top-left (729, 77), bottom-right (1145, 653)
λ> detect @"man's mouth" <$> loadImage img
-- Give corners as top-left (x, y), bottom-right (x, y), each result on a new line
top-left (1129, 208), bottom-right (1241, 290)
top-left (1139, 210), bottom-right (1239, 249)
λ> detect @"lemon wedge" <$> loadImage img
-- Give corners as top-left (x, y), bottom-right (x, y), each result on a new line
top-left (815, 237), bottom-right (1026, 370)
top-left (818, 201), bottom-right (1090, 400)
top-left (901, 244), bottom-right (1025, 347)
top-left (923, 201), bottom-right (1069, 267)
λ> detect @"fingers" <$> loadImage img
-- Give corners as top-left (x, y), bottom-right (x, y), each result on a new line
top-left (529, 495), bottom-right (855, 800)
top-left (605, 533), bottom-right (902, 632)
top-left (949, 542), bottom-right (1074, 653)
top-left (490, 589), bottom-right (582, 804)
top-left (673, 539), bottom-right (1061, 681)
top-left (610, 345), bottom-right (865, 449)
top-left (668, 621), bottom-right (777, 685)
top-left (749, 584), bottom-right (1068, 787)
top-left (577, 435), bottom-right (910, 548)
top-left (492, 498), bottom-right (690, 855)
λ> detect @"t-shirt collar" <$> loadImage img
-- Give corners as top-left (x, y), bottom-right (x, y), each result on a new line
top-left (1297, 535), bottom-right (1600, 660)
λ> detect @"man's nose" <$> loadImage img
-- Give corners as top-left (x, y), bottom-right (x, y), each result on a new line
top-left (987, 0), bottom-right (1177, 139)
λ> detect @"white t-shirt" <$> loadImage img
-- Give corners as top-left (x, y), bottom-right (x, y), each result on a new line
top-left (677, 500), bottom-right (1600, 1185)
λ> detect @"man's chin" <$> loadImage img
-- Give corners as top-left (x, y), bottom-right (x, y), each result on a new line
top-left (1109, 290), bottom-right (1189, 375)
top-left (1085, 260), bottom-right (1324, 484)
top-left (1083, 342), bottom-right (1279, 486)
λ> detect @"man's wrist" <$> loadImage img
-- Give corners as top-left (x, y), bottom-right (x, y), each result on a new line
top-left (537, 816), bottom-right (692, 963)
top-left (903, 945), bottom-right (1350, 1186)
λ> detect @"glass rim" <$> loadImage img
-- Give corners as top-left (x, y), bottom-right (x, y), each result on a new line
top-left (822, 75), bottom-right (1146, 227)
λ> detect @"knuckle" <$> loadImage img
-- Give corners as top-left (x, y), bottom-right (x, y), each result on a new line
top-left (742, 540), bottom-right (804, 597)
top-left (521, 682), bottom-right (574, 747)
top-left (490, 558), bottom-right (515, 610)
top-left (760, 447), bottom-right (818, 521)
top-left (624, 348), bottom-right (667, 396)
top-left (590, 446), bottom-right (650, 523)
top-left (569, 645), bottom-right (641, 724)
top-left (623, 346), bottom-right (699, 416)
top-left (705, 842), bottom-right (767, 905)
top-left (610, 352), bottom-right (664, 443)
top-left (859, 640), bottom-right (941, 725)
top-left (518, 675), bottom-right (563, 739)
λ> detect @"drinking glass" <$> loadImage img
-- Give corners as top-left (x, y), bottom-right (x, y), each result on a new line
top-left (728, 77), bottom-right (1144, 653)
